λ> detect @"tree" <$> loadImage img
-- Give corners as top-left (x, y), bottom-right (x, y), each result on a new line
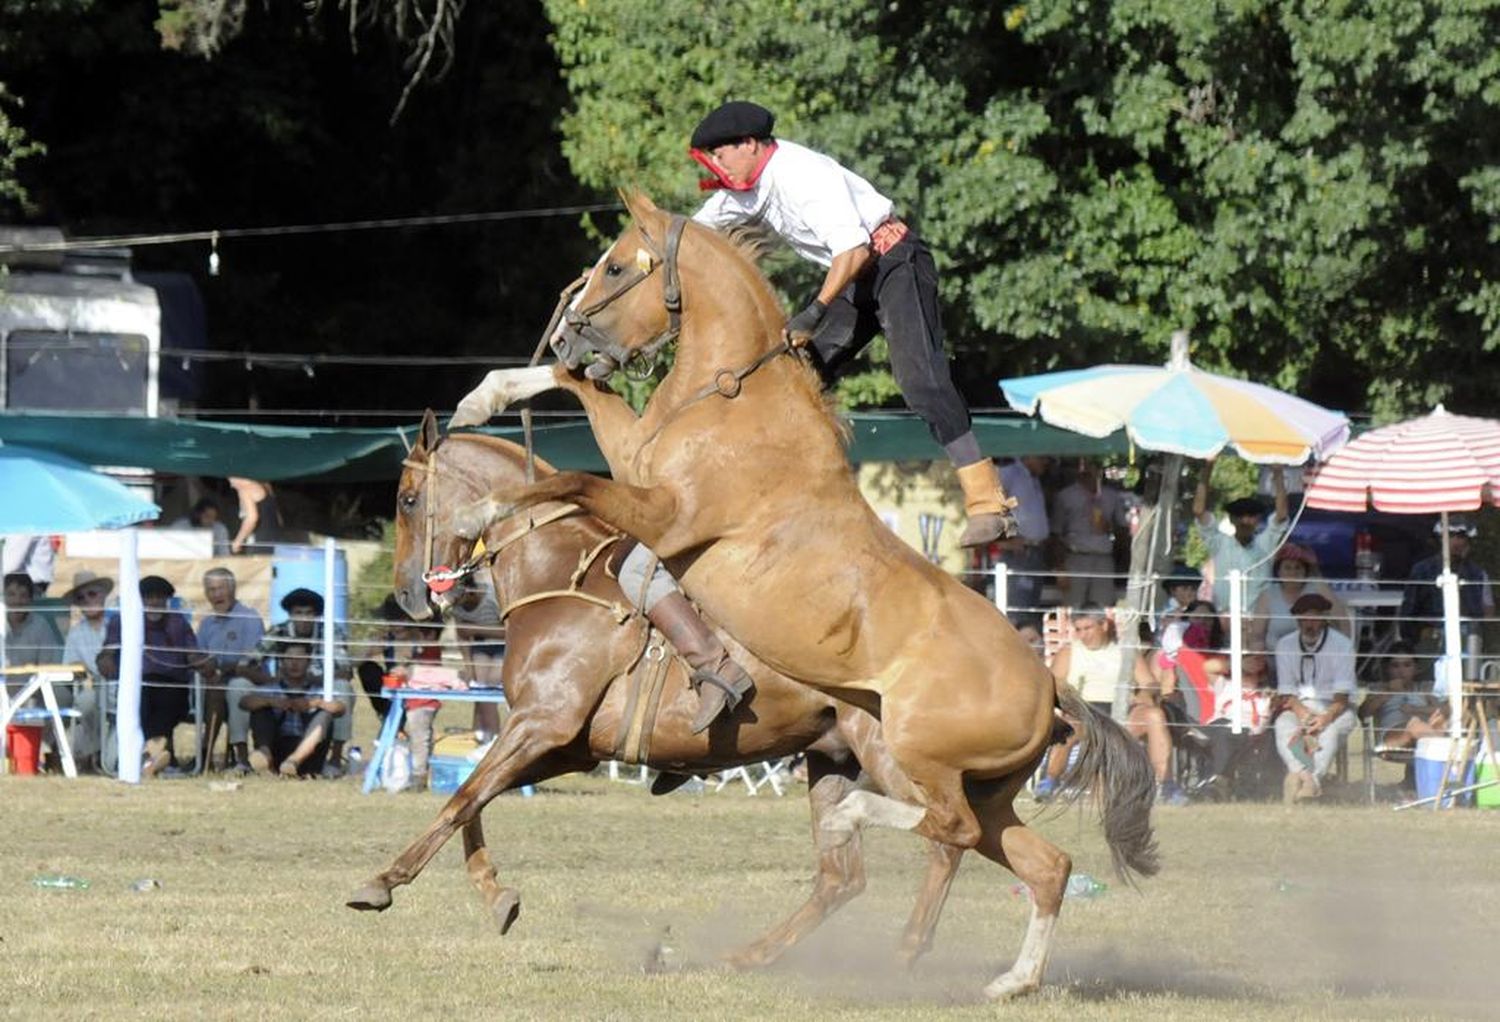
top-left (542, 0), bottom-right (1500, 421)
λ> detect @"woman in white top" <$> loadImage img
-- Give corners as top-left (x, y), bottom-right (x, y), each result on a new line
top-left (1036, 605), bottom-right (1182, 803)
top-left (1249, 543), bottom-right (1349, 657)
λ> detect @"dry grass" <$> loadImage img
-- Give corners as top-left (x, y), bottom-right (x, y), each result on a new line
top-left (2, 767), bottom-right (1496, 1021)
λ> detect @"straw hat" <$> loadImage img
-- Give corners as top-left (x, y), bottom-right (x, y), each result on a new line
top-left (62, 570), bottom-right (115, 602)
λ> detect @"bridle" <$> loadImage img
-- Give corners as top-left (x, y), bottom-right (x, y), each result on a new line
top-left (404, 445), bottom-right (582, 597)
top-left (552, 214), bottom-right (688, 381)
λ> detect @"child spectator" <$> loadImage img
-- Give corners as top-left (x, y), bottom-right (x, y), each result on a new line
top-left (238, 642), bottom-right (347, 777)
top-left (450, 575), bottom-right (505, 741)
top-left (385, 616), bottom-right (447, 790)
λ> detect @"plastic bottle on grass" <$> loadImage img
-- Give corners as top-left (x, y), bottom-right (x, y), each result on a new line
top-left (1065, 873), bottom-right (1106, 899)
top-left (33, 875), bottom-right (89, 890)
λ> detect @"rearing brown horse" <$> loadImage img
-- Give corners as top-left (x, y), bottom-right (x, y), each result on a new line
top-left (451, 192), bottom-right (1158, 1000)
top-left (346, 413), bottom-right (968, 969)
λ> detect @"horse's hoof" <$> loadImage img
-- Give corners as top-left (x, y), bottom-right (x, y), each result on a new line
top-left (720, 945), bottom-right (776, 972)
top-left (983, 972), bottom-right (1038, 1002)
top-left (491, 888), bottom-right (521, 935)
top-left (895, 941), bottom-right (931, 971)
top-left (345, 884), bottom-right (393, 912)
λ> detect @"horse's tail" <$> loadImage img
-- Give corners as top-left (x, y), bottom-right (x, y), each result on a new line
top-left (1055, 687), bottom-right (1161, 885)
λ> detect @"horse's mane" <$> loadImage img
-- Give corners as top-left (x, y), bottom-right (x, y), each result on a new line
top-left (684, 220), bottom-right (853, 453)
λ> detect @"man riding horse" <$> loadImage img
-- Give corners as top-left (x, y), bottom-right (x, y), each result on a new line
top-left (611, 101), bottom-right (1024, 734)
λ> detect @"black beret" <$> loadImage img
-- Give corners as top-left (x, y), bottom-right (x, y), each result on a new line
top-left (139, 575), bottom-right (176, 599)
top-left (690, 101), bottom-right (775, 151)
top-left (281, 587), bottom-right (324, 613)
top-left (1290, 593), bottom-right (1333, 616)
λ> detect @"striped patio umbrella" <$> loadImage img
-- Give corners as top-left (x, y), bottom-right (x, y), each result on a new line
top-left (1000, 351), bottom-right (1349, 465)
top-left (1305, 406), bottom-right (1500, 751)
top-left (1302, 405), bottom-right (1500, 514)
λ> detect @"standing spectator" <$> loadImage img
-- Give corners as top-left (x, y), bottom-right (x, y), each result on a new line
top-left (1249, 543), bottom-right (1351, 656)
top-left (240, 588), bottom-right (354, 777)
top-left (450, 576), bottom-right (505, 741)
top-left (1051, 459), bottom-right (1128, 609)
top-left (60, 570), bottom-right (113, 769)
top-left (228, 477), bottom-right (284, 555)
top-left (239, 642), bottom-right (347, 777)
top-left (995, 455), bottom-right (1050, 628)
top-left (1400, 517), bottom-right (1494, 646)
top-left (97, 576), bottom-right (208, 777)
top-left (1192, 461), bottom-right (1290, 611)
top-left (169, 498), bottom-right (232, 556)
top-left (385, 616), bottom-right (446, 791)
top-left (3, 571), bottom-right (62, 670)
top-left (2, 534), bottom-right (56, 596)
top-left (195, 567), bottom-right (265, 772)
top-left (1273, 593), bottom-right (1358, 803)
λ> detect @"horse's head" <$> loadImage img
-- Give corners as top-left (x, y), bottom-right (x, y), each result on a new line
top-left (393, 409), bottom-right (485, 620)
top-left (551, 190), bottom-right (687, 381)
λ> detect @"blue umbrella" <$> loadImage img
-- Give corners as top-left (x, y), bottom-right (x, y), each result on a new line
top-left (0, 444), bottom-right (160, 532)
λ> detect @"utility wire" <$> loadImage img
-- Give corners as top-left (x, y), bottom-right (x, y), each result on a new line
top-left (0, 202), bottom-right (624, 254)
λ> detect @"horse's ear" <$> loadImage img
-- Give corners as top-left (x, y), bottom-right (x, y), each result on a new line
top-left (418, 408), bottom-right (442, 453)
top-left (618, 187), bottom-right (666, 234)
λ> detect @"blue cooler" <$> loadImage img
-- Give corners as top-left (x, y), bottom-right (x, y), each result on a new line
top-left (1414, 737), bottom-right (1474, 808)
top-left (429, 756), bottom-right (477, 794)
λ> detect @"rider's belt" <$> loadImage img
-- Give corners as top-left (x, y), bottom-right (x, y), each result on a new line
top-left (870, 217), bottom-right (910, 256)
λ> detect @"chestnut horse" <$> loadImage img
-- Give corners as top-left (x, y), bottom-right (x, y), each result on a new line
top-left (345, 413), bottom-right (967, 969)
top-left (451, 192), bottom-right (1158, 1000)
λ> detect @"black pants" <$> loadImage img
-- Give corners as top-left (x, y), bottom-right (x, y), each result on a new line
top-left (248, 707), bottom-right (333, 775)
top-left (357, 660), bottom-right (394, 723)
top-left (808, 234), bottom-right (972, 446)
top-left (140, 673), bottom-right (190, 741)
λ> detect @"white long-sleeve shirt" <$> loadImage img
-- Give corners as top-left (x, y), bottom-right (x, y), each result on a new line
top-left (693, 140), bottom-right (894, 267)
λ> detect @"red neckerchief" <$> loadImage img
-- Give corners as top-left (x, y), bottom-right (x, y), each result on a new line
top-left (689, 141), bottom-right (778, 192)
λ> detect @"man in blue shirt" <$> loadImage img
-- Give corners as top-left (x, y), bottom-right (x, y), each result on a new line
top-left (196, 567), bottom-right (265, 773)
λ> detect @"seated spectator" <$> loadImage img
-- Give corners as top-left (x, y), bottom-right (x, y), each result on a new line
top-left (238, 642), bottom-right (347, 777)
top-left (450, 575), bottom-right (505, 741)
top-left (240, 587), bottom-right (353, 777)
top-left (196, 567), bottom-right (266, 772)
top-left (4, 571), bottom-right (63, 675)
top-left (97, 576), bottom-right (209, 777)
top-left (60, 570), bottom-right (113, 770)
top-left (169, 498), bottom-right (232, 556)
top-left (1154, 563), bottom-right (1203, 657)
top-left (1273, 592), bottom-right (1358, 803)
top-left (1037, 605), bottom-right (1185, 805)
top-left (1016, 622), bottom-right (1045, 660)
top-left (1195, 652), bottom-right (1278, 798)
top-left (1249, 543), bottom-right (1350, 656)
top-left (1359, 641), bottom-right (1447, 754)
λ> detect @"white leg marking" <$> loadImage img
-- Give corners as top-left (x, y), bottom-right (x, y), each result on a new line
top-left (452, 366), bottom-right (560, 427)
top-left (984, 904), bottom-right (1057, 1001)
top-left (820, 790), bottom-right (924, 841)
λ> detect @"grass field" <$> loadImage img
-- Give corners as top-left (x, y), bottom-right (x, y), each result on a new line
top-left (3, 767), bottom-right (1497, 1020)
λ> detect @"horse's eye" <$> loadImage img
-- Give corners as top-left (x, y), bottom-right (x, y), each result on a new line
top-left (399, 492), bottom-right (418, 512)
top-left (605, 262), bottom-right (623, 278)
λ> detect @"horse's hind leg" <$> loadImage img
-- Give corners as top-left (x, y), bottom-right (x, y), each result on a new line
top-left (723, 762), bottom-right (865, 969)
top-left (969, 785), bottom-right (1071, 1002)
top-left (461, 815), bottom-right (521, 935)
top-left (895, 841), bottom-right (965, 969)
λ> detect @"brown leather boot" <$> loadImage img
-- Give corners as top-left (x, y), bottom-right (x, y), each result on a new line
top-left (955, 459), bottom-right (1020, 547)
top-left (647, 591), bottom-right (753, 734)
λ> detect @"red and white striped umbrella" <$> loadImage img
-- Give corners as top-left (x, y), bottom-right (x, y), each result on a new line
top-left (1304, 406), bottom-right (1500, 514)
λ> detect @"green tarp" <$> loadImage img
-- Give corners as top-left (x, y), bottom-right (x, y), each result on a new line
top-left (0, 411), bottom-right (1127, 482)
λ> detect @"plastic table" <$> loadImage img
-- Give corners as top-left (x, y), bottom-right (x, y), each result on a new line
top-left (361, 687), bottom-right (532, 796)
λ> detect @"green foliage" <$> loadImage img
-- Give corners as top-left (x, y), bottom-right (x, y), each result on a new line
top-left (542, 0), bottom-right (1500, 417)
top-left (0, 83), bottom-right (43, 213)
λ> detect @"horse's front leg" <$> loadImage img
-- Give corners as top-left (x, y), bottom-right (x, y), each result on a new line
top-left (450, 365), bottom-right (563, 428)
top-left (346, 717), bottom-right (571, 914)
top-left (456, 472), bottom-right (679, 552)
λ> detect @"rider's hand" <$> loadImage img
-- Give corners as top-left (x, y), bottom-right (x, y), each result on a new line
top-left (783, 299), bottom-right (827, 348)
